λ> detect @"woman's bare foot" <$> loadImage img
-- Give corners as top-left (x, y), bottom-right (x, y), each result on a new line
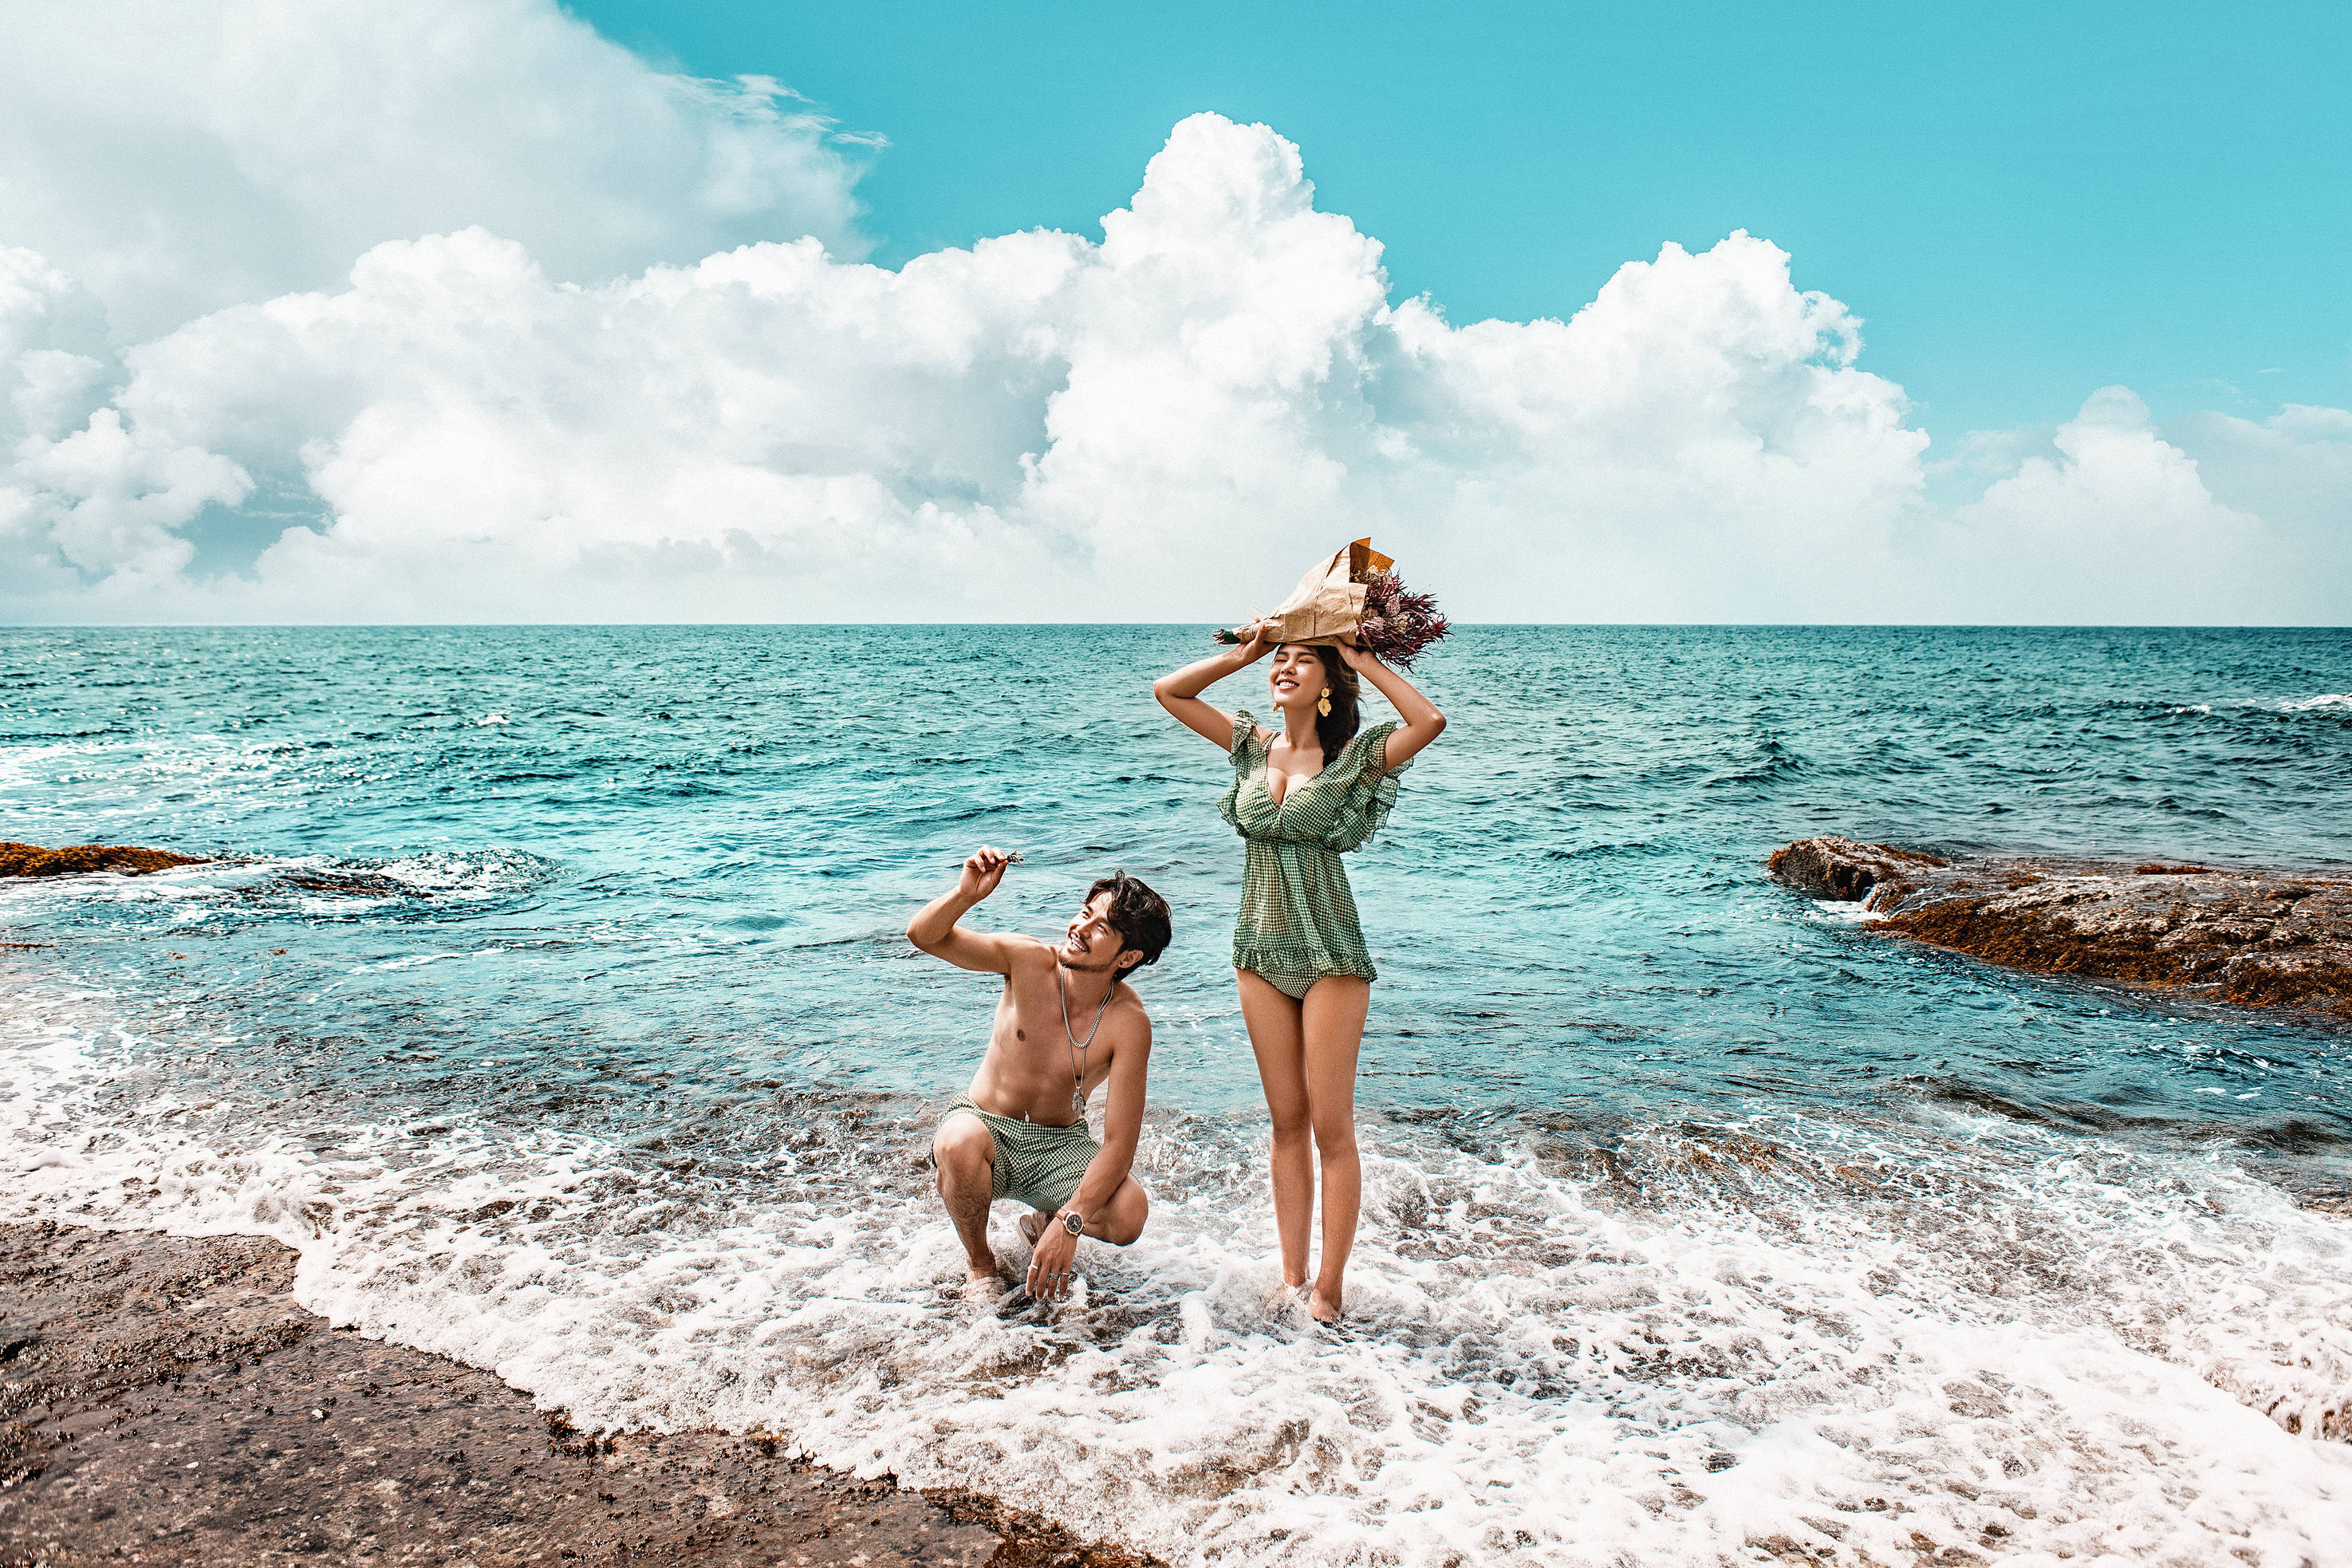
top-left (1305, 1288), bottom-right (1341, 1325)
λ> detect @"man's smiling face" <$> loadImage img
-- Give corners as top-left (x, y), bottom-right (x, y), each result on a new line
top-left (1061, 892), bottom-right (1135, 975)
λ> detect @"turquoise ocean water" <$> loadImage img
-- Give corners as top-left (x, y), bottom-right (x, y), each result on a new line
top-left (3, 625), bottom-right (2349, 1564)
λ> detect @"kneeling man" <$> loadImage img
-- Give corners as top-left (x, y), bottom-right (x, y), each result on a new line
top-left (908, 846), bottom-right (1169, 1302)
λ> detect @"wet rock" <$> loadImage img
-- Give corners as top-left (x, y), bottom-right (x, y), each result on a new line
top-left (0, 841), bottom-right (207, 878)
top-left (0, 1221), bottom-right (1159, 1567)
top-left (1771, 837), bottom-right (2352, 1017)
top-left (1766, 837), bottom-right (1949, 908)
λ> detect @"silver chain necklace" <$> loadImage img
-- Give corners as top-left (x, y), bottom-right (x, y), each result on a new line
top-left (1056, 963), bottom-right (1113, 1118)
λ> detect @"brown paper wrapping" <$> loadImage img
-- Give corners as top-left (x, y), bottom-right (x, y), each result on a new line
top-left (1240, 538), bottom-right (1394, 646)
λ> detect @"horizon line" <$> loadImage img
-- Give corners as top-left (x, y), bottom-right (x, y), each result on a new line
top-left (2, 621), bottom-right (2348, 633)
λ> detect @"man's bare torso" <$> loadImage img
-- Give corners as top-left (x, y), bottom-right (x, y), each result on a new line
top-left (964, 940), bottom-right (1146, 1127)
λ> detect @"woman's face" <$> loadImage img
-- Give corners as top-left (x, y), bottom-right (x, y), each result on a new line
top-left (1267, 644), bottom-right (1326, 713)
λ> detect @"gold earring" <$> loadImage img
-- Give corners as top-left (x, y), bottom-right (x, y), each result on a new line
top-left (1317, 685), bottom-right (1333, 717)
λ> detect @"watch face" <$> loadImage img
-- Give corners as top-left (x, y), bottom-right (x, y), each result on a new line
top-left (1062, 1211), bottom-right (1084, 1235)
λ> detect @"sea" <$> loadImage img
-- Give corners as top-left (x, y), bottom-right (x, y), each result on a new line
top-left (2, 624), bottom-right (2349, 1565)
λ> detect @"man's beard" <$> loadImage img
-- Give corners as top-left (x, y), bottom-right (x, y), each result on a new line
top-left (1058, 950), bottom-right (1123, 975)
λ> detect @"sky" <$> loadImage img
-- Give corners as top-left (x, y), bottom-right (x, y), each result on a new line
top-left (576, 0), bottom-right (2352, 439)
top-left (0, 0), bottom-right (2344, 624)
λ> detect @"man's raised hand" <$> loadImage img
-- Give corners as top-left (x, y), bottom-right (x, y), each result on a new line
top-left (959, 845), bottom-right (1014, 903)
top-left (908, 847), bottom-right (1022, 971)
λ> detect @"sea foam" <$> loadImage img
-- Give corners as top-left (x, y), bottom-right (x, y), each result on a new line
top-left (6, 983), bottom-right (2349, 1566)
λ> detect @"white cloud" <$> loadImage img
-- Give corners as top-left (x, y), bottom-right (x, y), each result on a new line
top-left (1920, 388), bottom-right (2269, 622)
top-left (0, 112), bottom-right (1949, 623)
top-left (0, 0), bottom-right (869, 342)
top-left (0, 14), bottom-right (2342, 626)
top-left (1888, 390), bottom-right (2350, 623)
top-left (2165, 404), bottom-right (2352, 620)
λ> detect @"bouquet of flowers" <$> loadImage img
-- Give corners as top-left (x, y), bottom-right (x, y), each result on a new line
top-left (1213, 538), bottom-right (1452, 670)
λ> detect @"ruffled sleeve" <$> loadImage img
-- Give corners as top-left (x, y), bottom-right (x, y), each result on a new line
top-left (1322, 720), bottom-right (1409, 853)
top-left (1217, 709), bottom-right (1263, 833)
top-left (1228, 708), bottom-right (1263, 766)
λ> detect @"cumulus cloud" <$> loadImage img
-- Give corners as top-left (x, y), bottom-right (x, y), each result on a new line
top-left (0, 0), bottom-right (870, 342)
top-left (3, 112), bottom-right (1952, 622)
top-left (2165, 405), bottom-right (2352, 621)
top-left (0, 16), bottom-right (2342, 625)
top-left (1927, 388), bottom-right (2270, 622)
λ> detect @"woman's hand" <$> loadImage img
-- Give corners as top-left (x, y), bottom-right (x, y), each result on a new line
top-left (1155, 620), bottom-right (1278, 748)
top-left (1342, 643), bottom-right (1447, 771)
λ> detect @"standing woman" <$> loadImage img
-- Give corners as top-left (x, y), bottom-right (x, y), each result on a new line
top-left (1154, 624), bottom-right (1446, 1322)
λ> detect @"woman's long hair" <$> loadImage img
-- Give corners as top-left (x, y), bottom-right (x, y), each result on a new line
top-left (1306, 645), bottom-right (1361, 756)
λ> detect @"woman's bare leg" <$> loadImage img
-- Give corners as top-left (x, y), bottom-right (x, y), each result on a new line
top-left (1300, 977), bottom-right (1370, 1322)
top-left (1237, 970), bottom-right (1311, 1290)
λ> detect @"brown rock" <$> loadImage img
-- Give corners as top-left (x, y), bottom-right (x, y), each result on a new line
top-left (0, 841), bottom-right (207, 878)
top-left (1770, 839), bottom-right (2352, 1017)
top-left (0, 1222), bottom-right (1158, 1568)
top-left (1766, 836), bottom-right (1949, 910)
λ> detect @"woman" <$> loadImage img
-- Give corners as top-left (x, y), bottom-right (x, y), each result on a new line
top-left (1154, 623), bottom-right (1446, 1322)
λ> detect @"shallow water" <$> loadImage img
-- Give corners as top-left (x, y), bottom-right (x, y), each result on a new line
top-left (3, 625), bottom-right (2350, 1564)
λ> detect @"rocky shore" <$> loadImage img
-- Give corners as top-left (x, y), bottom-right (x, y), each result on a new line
top-left (0, 841), bottom-right (499, 901)
top-left (1771, 836), bottom-right (2352, 1017)
top-left (0, 842), bottom-right (207, 878)
top-left (0, 1222), bottom-right (1154, 1568)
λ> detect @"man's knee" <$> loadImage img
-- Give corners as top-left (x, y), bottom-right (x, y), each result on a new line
top-left (933, 1116), bottom-right (995, 1180)
top-left (1095, 1182), bottom-right (1148, 1246)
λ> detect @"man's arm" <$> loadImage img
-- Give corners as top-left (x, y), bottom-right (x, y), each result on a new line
top-left (1026, 1006), bottom-right (1150, 1298)
top-left (1066, 1007), bottom-right (1148, 1220)
top-left (907, 846), bottom-right (1026, 975)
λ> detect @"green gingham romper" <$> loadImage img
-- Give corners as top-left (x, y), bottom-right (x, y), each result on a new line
top-left (1220, 709), bottom-right (1411, 998)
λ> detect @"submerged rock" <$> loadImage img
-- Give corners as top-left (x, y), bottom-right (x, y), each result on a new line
top-left (0, 841), bottom-right (207, 877)
top-left (1771, 836), bottom-right (2352, 1017)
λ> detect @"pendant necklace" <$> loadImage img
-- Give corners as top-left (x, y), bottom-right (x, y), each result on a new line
top-left (1058, 963), bottom-right (1113, 1118)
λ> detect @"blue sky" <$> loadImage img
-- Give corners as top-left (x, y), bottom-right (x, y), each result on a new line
top-left (4, 0), bottom-right (2343, 622)
top-left (575, 0), bottom-right (2350, 439)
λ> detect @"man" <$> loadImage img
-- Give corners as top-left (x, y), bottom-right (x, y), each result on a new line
top-left (908, 846), bottom-right (1170, 1303)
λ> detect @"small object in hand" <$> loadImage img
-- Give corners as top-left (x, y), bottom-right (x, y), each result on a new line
top-left (1000, 851), bottom-right (1022, 865)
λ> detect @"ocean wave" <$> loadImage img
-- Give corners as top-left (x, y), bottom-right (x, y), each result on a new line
top-left (6, 992), bottom-right (2348, 1566)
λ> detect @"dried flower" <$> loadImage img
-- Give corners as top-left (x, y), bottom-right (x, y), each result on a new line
top-left (1351, 569), bottom-right (1451, 670)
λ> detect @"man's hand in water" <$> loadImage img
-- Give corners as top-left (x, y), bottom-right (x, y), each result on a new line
top-left (1026, 1214), bottom-right (1080, 1302)
top-left (958, 845), bottom-right (1014, 903)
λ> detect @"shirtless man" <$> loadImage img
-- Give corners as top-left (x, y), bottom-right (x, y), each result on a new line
top-left (909, 847), bottom-right (1168, 1303)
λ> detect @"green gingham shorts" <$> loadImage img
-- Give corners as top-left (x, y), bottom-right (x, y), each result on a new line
top-left (944, 1093), bottom-right (1099, 1212)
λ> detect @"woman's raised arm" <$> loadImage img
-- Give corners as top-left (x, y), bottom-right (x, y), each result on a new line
top-left (1337, 643), bottom-right (1447, 770)
top-left (1153, 621), bottom-right (1274, 748)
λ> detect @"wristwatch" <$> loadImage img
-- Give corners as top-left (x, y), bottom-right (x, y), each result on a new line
top-left (1060, 1209), bottom-right (1085, 1237)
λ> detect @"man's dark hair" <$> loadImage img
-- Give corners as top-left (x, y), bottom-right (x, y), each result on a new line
top-left (1088, 872), bottom-right (1172, 971)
